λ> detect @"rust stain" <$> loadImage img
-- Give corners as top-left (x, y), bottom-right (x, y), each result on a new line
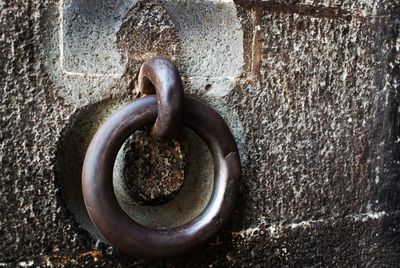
top-left (251, 6), bottom-right (262, 81)
top-left (43, 249), bottom-right (103, 265)
top-left (234, 0), bottom-right (354, 82)
top-left (234, 0), bottom-right (352, 21)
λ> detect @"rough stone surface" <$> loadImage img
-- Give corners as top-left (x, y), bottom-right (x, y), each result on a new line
top-left (234, 10), bottom-right (389, 223)
top-left (1, 0), bottom-right (400, 267)
top-left (122, 128), bottom-right (185, 205)
top-left (117, 0), bottom-right (180, 79)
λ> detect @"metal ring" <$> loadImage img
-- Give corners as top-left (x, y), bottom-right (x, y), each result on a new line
top-left (82, 95), bottom-right (241, 259)
top-left (138, 57), bottom-right (184, 141)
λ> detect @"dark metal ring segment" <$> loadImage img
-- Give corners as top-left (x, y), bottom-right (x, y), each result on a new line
top-left (82, 95), bottom-right (241, 259)
top-left (138, 57), bottom-right (184, 141)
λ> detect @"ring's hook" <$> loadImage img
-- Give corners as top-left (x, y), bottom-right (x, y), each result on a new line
top-left (138, 57), bottom-right (184, 141)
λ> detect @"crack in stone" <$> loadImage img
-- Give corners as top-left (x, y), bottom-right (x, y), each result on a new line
top-left (232, 211), bottom-right (390, 239)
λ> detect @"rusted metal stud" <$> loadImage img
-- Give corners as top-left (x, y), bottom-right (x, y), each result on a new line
top-left (138, 56), bottom-right (184, 141)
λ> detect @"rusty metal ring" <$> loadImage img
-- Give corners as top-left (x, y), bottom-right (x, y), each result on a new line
top-left (82, 95), bottom-right (241, 259)
top-left (138, 57), bottom-right (184, 141)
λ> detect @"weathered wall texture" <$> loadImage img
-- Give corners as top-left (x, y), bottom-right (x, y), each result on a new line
top-left (1, 0), bottom-right (400, 267)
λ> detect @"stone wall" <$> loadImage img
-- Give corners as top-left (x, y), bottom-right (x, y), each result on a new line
top-left (1, 0), bottom-right (399, 266)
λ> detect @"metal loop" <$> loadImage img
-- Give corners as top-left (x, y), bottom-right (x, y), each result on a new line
top-left (82, 95), bottom-right (241, 259)
top-left (138, 56), bottom-right (184, 141)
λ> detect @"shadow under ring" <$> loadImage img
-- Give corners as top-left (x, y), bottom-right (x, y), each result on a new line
top-left (82, 95), bottom-right (241, 259)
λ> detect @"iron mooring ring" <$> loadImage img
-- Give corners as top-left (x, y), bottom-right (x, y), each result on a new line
top-left (82, 58), bottom-right (241, 259)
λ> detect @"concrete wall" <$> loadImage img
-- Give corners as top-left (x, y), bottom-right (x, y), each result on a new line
top-left (1, 0), bottom-right (399, 266)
